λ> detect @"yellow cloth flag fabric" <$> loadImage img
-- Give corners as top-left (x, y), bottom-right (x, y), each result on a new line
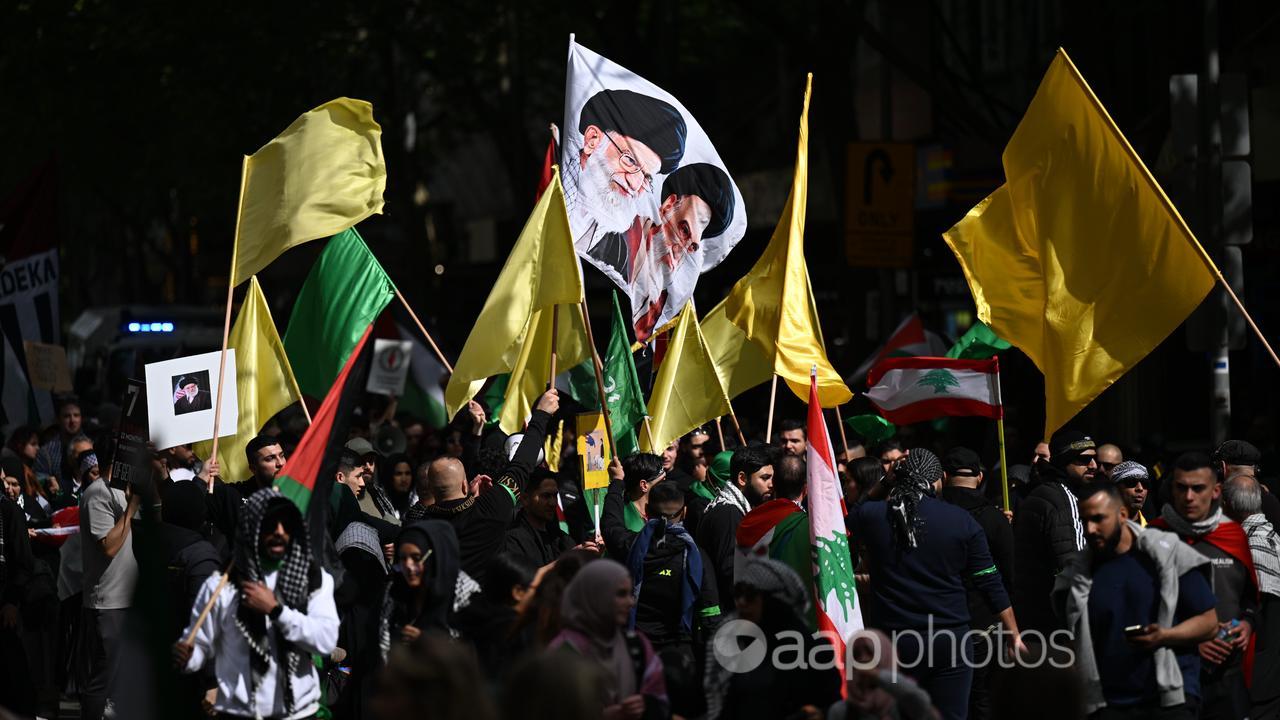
top-left (643, 302), bottom-right (731, 454)
top-left (700, 75), bottom-right (852, 408)
top-left (231, 98), bottom-right (387, 286)
top-left (942, 49), bottom-right (1215, 438)
top-left (193, 276), bottom-right (301, 482)
top-left (445, 168), bottom-right (588, 434)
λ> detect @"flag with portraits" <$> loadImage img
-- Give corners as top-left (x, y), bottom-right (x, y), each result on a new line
top-left (562, 39), bottom-right (746, 342)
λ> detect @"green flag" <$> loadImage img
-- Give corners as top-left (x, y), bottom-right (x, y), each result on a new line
top-left (945, 320), bottom-right (1011, 360)
top-left (564, 359), bottom-right (599, 408)
top-left (604, 291), bottom-right (647, 456)
top-left (283, 227), bottom-right (395, 398)
top-left (480, 374), bottom-right (510, 428)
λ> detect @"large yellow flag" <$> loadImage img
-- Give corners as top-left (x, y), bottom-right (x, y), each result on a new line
top-left (700, 75), bottom-right (852, 408)
top-left (643, 301), bottom-right (732, 454)
top-left (194, 276), bottom-right (301, 482)
top-left (231, 98), bottom-right (386, 286)
top-left (943, 49), bottom-right (1215, 438)
top-left (445, 168), bottom-right (589, 434)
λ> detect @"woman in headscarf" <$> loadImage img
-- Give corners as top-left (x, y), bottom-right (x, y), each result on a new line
top-left (548, 558), bottom-right (668, 720)
top-left (846, 448), bottom-right (1024, 720)
top-left (334, 521), bottom-right (394, 720)
top-left (382, 453), bottom-right (415, 516)
top-left (390, 520), bottom-right (460, 641)
top-left (704, 555), bottom-right (842, 720)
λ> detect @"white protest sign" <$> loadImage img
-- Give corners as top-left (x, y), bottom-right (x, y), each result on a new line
top-left (366, 339), bottom-right (412, 396)
top-left (144, 350), bottom-right (239, 450)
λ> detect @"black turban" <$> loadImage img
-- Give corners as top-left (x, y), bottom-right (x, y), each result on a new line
top-left (660, 162), bottom-right (736, 239)
top-left (579, 89), bottom-right (686, 174)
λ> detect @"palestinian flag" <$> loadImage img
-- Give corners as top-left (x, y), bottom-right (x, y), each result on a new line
top-left (736, 499), bottom-right (815, 628)
top-left (865, 357), bottom-right (1002, 425)
top-left (851, 313), bottom-right (948, 382)
top-left (276, 326), bottom-right (373, 566)
top-left (395, 321), bottom-right (450, 429)
top-left (807, 370), bottom-right (863, 690)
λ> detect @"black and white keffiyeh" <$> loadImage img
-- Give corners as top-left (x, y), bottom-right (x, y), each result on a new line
top-left (888, 449), bottom-right (942, 550)
top-left (1242, 513), bottom-right (1280, 599)
top-left (235, 487), bottom-right (321, 717)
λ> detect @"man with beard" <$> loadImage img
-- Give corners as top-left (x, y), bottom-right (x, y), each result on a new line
top-left (174, 488), bottom-right (338, 720)
top-left (697, 445), bottom-right (773, 612)
top-left (565, 89), bottom-right (686, 253)
top-left (1054, 483), bottom-right (1217, 718)
top-left (1013, 429), bottom-right (1097, 635)
top-left (1151, 452), bottom-right (1260, 720)
top-left (587, 163), bottom-right (735, 340)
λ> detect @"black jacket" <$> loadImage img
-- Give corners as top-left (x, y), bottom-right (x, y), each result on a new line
top-left (941, 485), bottom-right (1015, 630)
top-left (502, 511), bottom-right (574, 567)
top-left (696, 503), bottom-right (745, 613)
top-left (158, 522), bottom-right (221, 636)
top-left (1011, 463), bottom-right (1086, 634)
top-left (424, 409), bottom-right (552, 582)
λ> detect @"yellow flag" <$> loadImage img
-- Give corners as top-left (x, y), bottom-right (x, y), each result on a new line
top-left (643, 302), bottom-right (731, 454)
top-left (943, 49), bottom-right (1215, 438)
top-left (700, 75), bottom-right (852, 408)
top-left (231, 98), bottom-right (386, 286)
top-left (445, 168), bottom-right (588, 434)
top-left (193, 276), bottom-right (301, 482)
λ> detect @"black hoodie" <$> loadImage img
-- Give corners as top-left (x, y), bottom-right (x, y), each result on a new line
top-left (941, 485), bottom-right (1015, 631)
top-left (1011, 461), bottom-right (1087, 634)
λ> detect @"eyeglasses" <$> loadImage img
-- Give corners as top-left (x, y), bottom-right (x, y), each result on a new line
top-left (1099, 461), bottom-right (1119, 472)
top-left (601, 132), bottom-right (655, 193)
top-left (1069, 456), bottom-right (1097, 467)
top-left (1118, 477), bottom-right (1147, 489)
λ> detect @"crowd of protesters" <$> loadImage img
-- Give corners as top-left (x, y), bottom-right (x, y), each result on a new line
top-left (3, 389), bottom-right (1280, 720)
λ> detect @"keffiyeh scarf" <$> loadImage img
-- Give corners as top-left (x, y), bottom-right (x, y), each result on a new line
top-left (1242, 513), bottom-right (1280, 599)
top-left (887, 449), bottom-right (942, 550)
top-left (235, 488), bottom-right (320, 718)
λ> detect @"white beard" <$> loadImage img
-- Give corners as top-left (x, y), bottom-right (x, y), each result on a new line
top-left (578, 149), bottom-right (642, 234)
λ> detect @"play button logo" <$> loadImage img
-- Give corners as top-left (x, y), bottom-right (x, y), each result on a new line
top-left (712, 619), bottom-right (767, 673)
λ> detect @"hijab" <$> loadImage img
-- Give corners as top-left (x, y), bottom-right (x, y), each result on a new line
top-left (559, 559), bottom-right (636, 699)
top-left (395, 520), bottom-right (460, 633)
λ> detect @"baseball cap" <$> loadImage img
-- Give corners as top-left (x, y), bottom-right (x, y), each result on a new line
top-left (942, 447), bottom-right (983, 477)
top-left (345, 437), bottom-right (378, 458)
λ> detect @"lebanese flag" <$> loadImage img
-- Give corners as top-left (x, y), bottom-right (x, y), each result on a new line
top-left (865, 357), bottom-right (1002, 425)
top-left (851, 313), bottom-right (948, 382)
top-left (806, 371), bottom-right (864, 694)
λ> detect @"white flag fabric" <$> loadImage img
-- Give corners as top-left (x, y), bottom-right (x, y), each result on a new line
top-left (562, 38), bottom-right (746, 342)
top-left (865, 357), bottom-right (1002, 425)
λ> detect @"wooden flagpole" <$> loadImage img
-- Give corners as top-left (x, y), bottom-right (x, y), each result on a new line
top-left (579, 301), bottom-right (617, 454)
top-left (713, 416), bottom-right (726, 451)
top-left (395, 288), bottom-right (454, 374)
top-left (834, 404), bottom-right (850, 457)
top-left (548, 304), bottom-right (560, 386)
top-left (994, 359), bottom-right (1010, 512)
top-left (726, 402), bottom-right (747, 445)
top-left (208, 157), bottom-right (249, 493)
top-left (184, 561), bottom-right (234, 645)
top-left (765, 374), bottom-right (779, 443)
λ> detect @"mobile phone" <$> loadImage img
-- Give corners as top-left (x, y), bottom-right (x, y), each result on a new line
top-left (1124, 625), bottom-right (1146, 637)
